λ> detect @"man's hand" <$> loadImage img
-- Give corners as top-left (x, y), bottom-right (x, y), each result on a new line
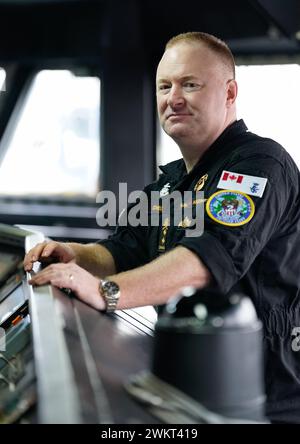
top-left (24, 241), bottom-right (76, 272)
top-left (28, 262), bottom-right (105, 311)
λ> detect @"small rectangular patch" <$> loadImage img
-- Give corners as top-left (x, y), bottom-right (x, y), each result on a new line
top-left (217, 170), bottom-right (268, 197)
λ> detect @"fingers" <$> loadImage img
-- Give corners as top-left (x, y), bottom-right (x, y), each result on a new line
top-left (28, 263), bottom-right (105, 311)
top-left (29, 263), bottom-right (76, 290)
top-left (24, 241), bottom-right (58, 271)
top-left (24, 241), bottom-right (76, 272)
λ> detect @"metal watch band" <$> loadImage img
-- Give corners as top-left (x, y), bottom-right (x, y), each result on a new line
top-left (99, 279), bottom-right (120, 313)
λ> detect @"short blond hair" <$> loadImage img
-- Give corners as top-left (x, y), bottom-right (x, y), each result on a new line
top-left (165, 32), bottom-right (235, 79)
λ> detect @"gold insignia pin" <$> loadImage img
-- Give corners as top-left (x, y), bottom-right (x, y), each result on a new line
top-left (158, 218), bottom-right (170, 251)
top-left (178, 216), bottom-right (192, 228)
top-left (194, 174), bottom-right (208, 192)
top-left (152, 205), bottom-right (163, 212)
top-left (193, 198), bottom-right (207, 205)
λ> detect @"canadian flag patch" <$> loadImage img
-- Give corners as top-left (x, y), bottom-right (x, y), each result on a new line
top-left (217, 170), bottom-right (268, 197)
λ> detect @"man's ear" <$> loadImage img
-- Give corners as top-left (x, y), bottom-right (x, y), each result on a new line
top-left (226, 79), bottom-right (238, 107)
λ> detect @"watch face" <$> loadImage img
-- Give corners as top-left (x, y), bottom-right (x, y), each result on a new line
top-left (103, 281), bottom-right (120, 295)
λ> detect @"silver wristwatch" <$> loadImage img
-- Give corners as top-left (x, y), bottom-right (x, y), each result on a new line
top-left (99, 279), bottom-right (120, 313)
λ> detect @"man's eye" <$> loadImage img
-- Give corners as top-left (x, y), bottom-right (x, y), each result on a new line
top-left (184, 82), bottom-right (199, 90)
top-left (158, 84), bottom-right (171, 92)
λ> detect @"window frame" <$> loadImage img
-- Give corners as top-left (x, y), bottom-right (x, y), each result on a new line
top-left (0, 63), bottom-right (104, 238)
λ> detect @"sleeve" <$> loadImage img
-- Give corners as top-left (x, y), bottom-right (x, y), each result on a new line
top-left (97, 225), bottom-right (149, 273)
top-left (97, 185), bottom-right (154, 273)
top-left (177, 151), bottom-right (295, 293)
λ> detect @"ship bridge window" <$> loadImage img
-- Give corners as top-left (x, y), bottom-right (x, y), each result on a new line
top-left (0, 70), bottom-right (100, 199)
top-left (157, 64), bottom-right (300, 171)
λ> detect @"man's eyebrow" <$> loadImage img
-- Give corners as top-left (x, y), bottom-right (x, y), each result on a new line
top-left (157, 75), bottom-right (200, 83)
top-left (156, 78), bottom-right (169, 84)
top-left (180, 75), bottom-right (200, 82)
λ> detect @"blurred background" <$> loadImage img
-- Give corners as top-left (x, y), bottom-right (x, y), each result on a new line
top-left (0, 0), bottom-right (299, 242)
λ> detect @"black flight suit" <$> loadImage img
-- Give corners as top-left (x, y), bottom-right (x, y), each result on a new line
top-left (99, 119), bottom-right (300, 424)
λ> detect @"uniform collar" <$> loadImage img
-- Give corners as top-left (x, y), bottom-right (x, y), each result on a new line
top-left (159, 119), bottom-right (248, 179)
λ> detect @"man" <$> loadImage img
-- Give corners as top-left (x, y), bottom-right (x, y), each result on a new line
top-left (24, 32), bottom-right (300, 423)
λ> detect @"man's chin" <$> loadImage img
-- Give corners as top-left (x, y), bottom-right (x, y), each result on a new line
top-left (164, 123), bottom-right (188, 139)
top-left (165, 128), bottom-right (188, 141)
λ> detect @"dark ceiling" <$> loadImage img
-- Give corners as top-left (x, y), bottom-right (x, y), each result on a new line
top-left (0, 0), bottom-right (299, 63)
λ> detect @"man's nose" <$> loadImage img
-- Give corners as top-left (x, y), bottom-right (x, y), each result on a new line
top-left (167, 86), bottom-right (185, 108)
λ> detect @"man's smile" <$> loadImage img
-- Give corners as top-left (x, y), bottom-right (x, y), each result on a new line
top-left (167, 113), bottom-right (192, 121)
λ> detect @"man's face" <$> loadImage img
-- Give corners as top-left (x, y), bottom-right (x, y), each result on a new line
top-left (156, 42), bottom-right (235, 148)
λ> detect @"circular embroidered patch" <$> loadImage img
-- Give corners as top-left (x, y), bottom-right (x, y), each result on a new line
top-left (206, 190), bottom-right (255, 226)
